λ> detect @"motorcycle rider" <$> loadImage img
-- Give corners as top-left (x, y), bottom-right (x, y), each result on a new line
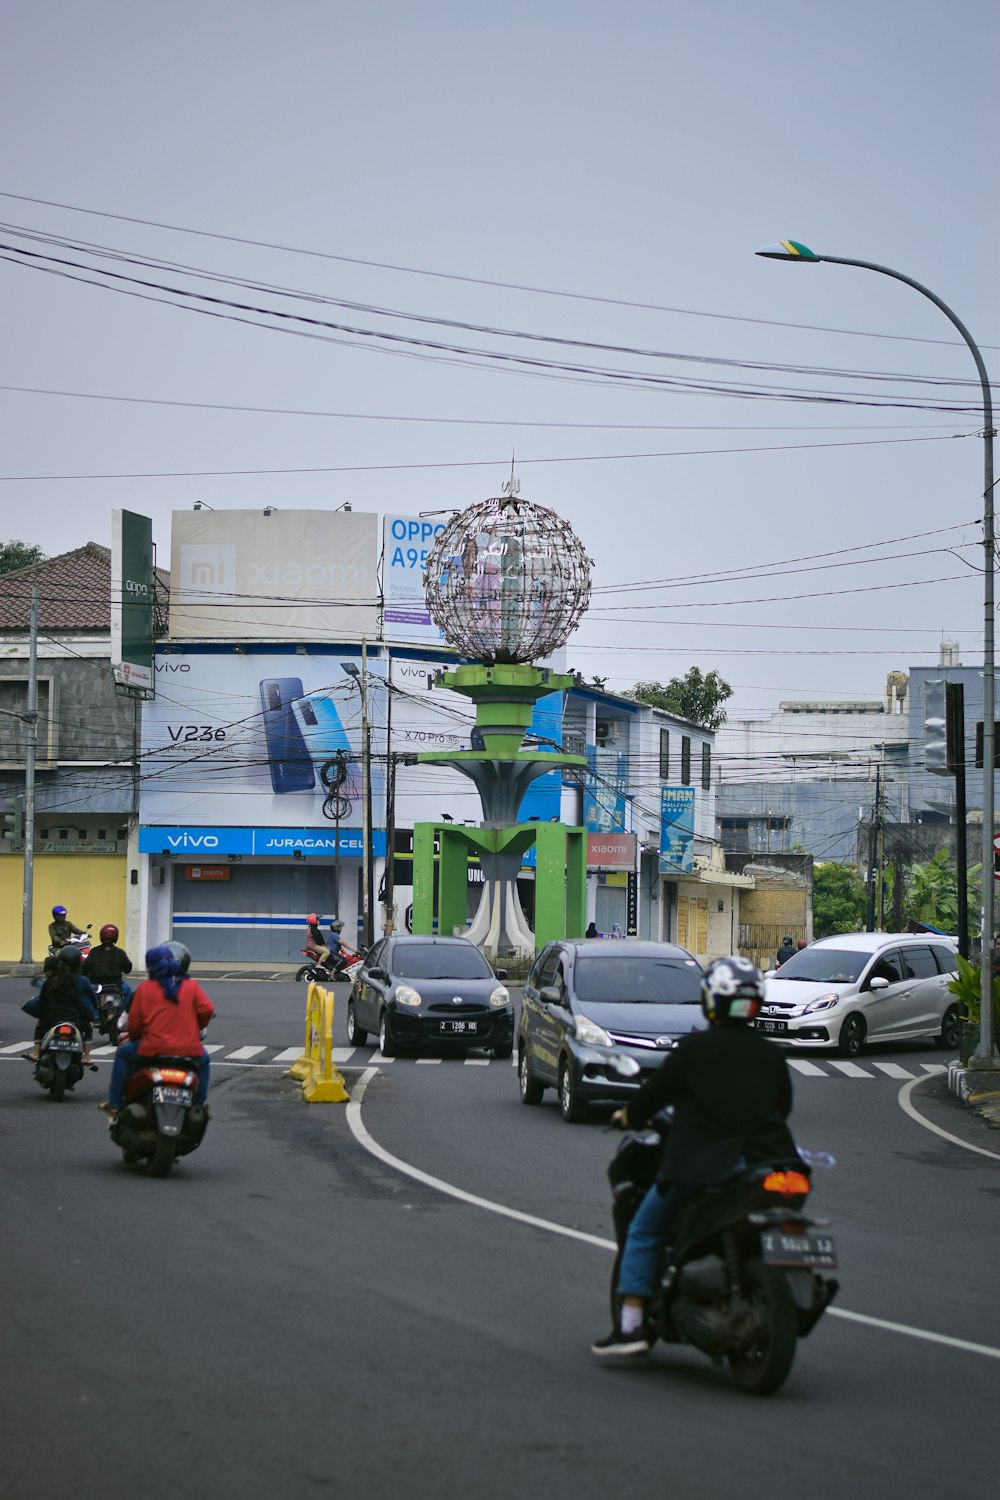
top-left (98, 945), bottom-right (215, 1119)
top-left (776, 935), bottom-right (797, 967)
top-left (24, 950), bottom-right (97, 1066)
top-left (592, 956), bottom-right (799, 1359)
top-left (83, 924), bottom-right (133, 998)
top-left (305, 913), bottom-right (332, 970)
top-left (48, 905), bottom-right (86, 949)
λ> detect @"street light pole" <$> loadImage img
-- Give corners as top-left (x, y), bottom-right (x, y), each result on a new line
top-left (757, 241), bottom-right (996, 1065)
top-left (342, 647), bottom-right (374, 951)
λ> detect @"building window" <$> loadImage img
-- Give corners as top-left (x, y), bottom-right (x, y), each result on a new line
top-left (681, 736), bottom-right (691, 785)
top-left (659, 729), bottom-right (670, 780)
top-left (701, 742), bottom-right (711, 790)
top-left (720, 817), bottom-right (751, 853)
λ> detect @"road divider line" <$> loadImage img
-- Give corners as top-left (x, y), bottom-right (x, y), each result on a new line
top-left (347, 1068), bottom-right (1000, 1363)
top-left (897, 1076), bottom-right (1000, 1162)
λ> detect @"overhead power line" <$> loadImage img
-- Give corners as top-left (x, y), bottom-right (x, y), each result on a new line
top-left (1, 186), bottom-right (996, 353)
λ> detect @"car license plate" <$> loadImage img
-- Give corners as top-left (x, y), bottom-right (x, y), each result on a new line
top-left (153, 1086), bottom-right (193, 1105)
top-left (440, 1020), bottom-right (477, 1034)
top-left (761, 1229), bottom-right (837, 1270)
top-left (756, 1019), bottom-right (788, 1034)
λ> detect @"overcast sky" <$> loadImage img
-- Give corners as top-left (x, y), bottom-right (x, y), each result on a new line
top-left (3, 0), bottom-right (997, 716)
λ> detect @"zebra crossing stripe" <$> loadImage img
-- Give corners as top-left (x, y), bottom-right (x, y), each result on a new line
top-left (225, 1046), bottom-right (267, 1061)
top-left (873, 1062), bottom-right (914, 1079)
top-left (828, 1061), bottom-right (873, 1078)
top-left (273, 1047), bottom-right (303, 1063)
top-left (0, 1042), bottom-right (32, 1054)
top-left (788, 1059), bottom-right (827, 1077)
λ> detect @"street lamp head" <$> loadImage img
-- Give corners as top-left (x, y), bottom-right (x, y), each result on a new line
top-left (341, 662), bottom-right (360, 679)
top-left (755, 240), bottom-right (820, 262)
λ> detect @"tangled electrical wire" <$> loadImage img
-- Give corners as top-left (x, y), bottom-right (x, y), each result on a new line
top-left (319, 748), bottom-right (353, 823)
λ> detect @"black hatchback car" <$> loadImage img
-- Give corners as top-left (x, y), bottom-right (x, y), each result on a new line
top-left (518, 940), bottom-right (706, 1122)
top-left (346, 935), bottom-right (514, 1059)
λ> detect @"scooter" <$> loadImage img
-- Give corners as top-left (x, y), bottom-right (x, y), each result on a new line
top-left (108, 1056), bottom-right (209, 1177)
top-left (94, 982), bottom-right (126, 1046)
top-left (34, 1023), bottom-right (86, 1101)
top-left (48, 927), bottom-right (93, 961)
top-left (606, 1067), bottom-right (838, 1395)
top-left (296, 947), bottom-right (366, 984)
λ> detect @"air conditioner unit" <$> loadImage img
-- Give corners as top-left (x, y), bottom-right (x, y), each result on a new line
top-left (596, 720), bottom-right (621, 743)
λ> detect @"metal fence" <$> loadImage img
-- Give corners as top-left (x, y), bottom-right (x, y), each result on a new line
top-left (738, 923), bottom-right (805, 971)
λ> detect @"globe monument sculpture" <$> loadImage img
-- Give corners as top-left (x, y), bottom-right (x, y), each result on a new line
top-left (410, 486), bottom-right (593, 955)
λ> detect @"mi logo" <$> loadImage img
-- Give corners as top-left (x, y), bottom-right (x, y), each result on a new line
top-left (178, 544), bottom-right (237, 602)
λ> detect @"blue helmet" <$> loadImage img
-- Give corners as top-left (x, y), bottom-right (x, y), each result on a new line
top-left (52, 905), bottom-right (67, 918)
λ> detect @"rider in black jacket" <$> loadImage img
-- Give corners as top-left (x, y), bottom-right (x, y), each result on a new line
top-left (83, 924), bottom-right (133, 987)
top-left (593, 956), bottom-right (798, 1358)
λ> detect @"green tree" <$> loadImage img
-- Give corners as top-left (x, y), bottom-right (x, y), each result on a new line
top-left (903, 850), bottom-right (980, 933)
top-left (628, 668), bottom-right (733, 729)
top-left (0, 540), bottom-right (44, 575)
top-left (812, 862), bottom-right (867, 936)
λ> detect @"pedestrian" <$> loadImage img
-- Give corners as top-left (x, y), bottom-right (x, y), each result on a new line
top-left (585, 922), bottom-right (599, 939)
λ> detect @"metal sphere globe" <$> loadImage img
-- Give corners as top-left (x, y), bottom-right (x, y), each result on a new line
top-left (424, 494), bottom-right (592, 664)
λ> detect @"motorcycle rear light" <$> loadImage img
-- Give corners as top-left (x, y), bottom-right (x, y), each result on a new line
top-left (57, 1025), bottom-right (75, 1036)
top-left (159, 1068), bottom-right (191, 1084)
top-left (763, 1170), bottom-right (811, 1196)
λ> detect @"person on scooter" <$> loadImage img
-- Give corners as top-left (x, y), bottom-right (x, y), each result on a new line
top-left (83, 924), bottom-right (133, 997)
top-left (48, 905), bottom-right (86, 949)
top-left (305, 914), bottom-right (332, 970)
top-left (24, 952), bottom-right (97, 1066)
top-left (98, 945), bottom-right (215, 1119)
top-left (592, 956), bottom-right (799, 1359)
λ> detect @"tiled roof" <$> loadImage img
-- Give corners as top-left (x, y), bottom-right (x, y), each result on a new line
top-left (0, 543), bottom-right (170, 633)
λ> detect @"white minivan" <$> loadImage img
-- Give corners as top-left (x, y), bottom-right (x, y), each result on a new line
top-left (757, 932), bottom-right (959, 1056)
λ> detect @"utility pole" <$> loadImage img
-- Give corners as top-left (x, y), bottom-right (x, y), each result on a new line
top-left (21, 586), bottom-right (39, 965)
top-left (865, 763), bottom-right (881, 932)
top-left (360, 641), bottom-right (374, 950)
top-left (875, 756), bottom-right (886, 931)
top-left (384, 752), bottom-right (397, 936)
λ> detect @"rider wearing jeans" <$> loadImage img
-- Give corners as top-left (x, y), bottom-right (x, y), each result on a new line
top-left (593, 956), bottom-right (798, 1358)
top-left (100, 946), bottom-right (215, 1116)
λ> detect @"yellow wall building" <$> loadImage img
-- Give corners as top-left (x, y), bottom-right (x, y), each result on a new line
top-left (0, 853), bottom-right (127, 962)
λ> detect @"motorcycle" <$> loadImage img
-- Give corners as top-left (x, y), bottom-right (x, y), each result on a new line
top-left (296, 946), bottom-right (366, 984)
top-left (48, 927), bottom-right (93, 961)
top-left (607, 1096), bottom-right (838, 1395)
top-left (93, 983), bottom-right (126, 1046)
top-left (34, 1022), bottom-right (86, 1101)
top-left (108, 1056), bottom-right (209, 1177)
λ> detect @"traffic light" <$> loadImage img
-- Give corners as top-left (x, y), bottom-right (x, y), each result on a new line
top-left (1, 797), bottom-right (23, 844)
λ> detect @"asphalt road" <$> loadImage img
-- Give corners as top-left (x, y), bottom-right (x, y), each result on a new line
top-left (1, 976), bottom-right (996, 1500)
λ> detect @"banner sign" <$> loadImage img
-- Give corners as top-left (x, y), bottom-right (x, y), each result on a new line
top-left (587, 832), bottom-right (637, 870)
top-left (138, 826), bottom-right (387, 858)
top-left (139, 652), bottom-right (385, 829)
top-left (584, 747), bottom-right (629, 834)
top-left (382, 515), bottom-right (448, 644)
top-left (168, 509), bottom-right (379, 641)
top-left (659, 786), bottom-right (695, 874)
top-left (626, 870), bottom-right (638, 937)
top-left (111, 509), bottom-right (154, 691)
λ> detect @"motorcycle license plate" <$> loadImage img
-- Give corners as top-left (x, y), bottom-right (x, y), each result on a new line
top-left (153, 1086), bottom-right (193, 1105)
top-left (49, 1039), bottom-right (77, 1051)
top-left (440, 1020), bottom-right (477, 1034)
top-left (756, 1019), bottom-right (788, 1034)
top-left (761, 1229), bottom-right (837, 1270)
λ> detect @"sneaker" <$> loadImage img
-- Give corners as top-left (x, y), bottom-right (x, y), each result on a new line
top-left (591, 1329), bottom-right (650, 1358)
top-left (96, 1102), bottom-right (119, 1118)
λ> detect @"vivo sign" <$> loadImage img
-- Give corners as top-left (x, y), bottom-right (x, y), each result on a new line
top-left (138, 826), bottom-right (387, 858)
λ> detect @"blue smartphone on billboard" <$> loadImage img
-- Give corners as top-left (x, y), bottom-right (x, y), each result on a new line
top-left (259, 678), bottom-right (315, 794)
top-left (292, 694), bottom-right (361, 800)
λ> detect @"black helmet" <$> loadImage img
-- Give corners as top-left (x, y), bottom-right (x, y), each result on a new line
top-left (164, 940), bottom-right (191, 976)
top-left (58, 945), bottom-right (82, 973)
top-left (700, 956), bottom-right (764, 1025)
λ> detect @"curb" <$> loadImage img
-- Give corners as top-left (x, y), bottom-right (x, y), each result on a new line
top-left (947, 1060), bottom-right (1000, 1125)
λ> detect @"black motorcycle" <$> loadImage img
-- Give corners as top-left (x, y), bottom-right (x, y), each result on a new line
top-left (608, 1117), bottom-right (838, 1395)
top-left (94, 983), bottom-right (125, 1046)
top-left (108, 1056), bottom-right (209, 1177)
top-left (34, 1022), bottom-right (86, 1101)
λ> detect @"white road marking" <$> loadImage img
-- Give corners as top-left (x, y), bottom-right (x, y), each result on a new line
top-left (828, 1061), bottom-right (873, 1078)
top-left (90, 1045), bottom-right (118, 1057)
top-left (225, 1046), bottom-right (266, 1061)
top-left (464, 1058), bottom-right (490, 1066)
top-left (788, 1059), bottom-right (827, 1077)
top-left (202, 1044), bottom-right (225, 1054)
top-left (921, 1063), bottom-right (948, 1074)
top-left (872, 1062), bottom-right (914, 1079)
top-left (347, 1068), bottom-right (1000, 1363)
top-left (332, 1048), bottom-right (359, 1063)
top-left (415, 1057), bottom-right (441, 1065)
top-left (897, 1076), bottom-right (1000, 1162)
top-left (272, 1047), bottom-right (303, 1063)
top-left (0, 1042), bottom-right (32, 1054)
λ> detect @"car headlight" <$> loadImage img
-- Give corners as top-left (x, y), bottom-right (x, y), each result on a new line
top-left (394, 985), bottom-right (422, 1007)
top-left (489, 985), bottom-right (510, 1008)
top-left (802, 993), bottom-right (840, 1014)
top-left (575, 1015), bottom-right (612, 1047)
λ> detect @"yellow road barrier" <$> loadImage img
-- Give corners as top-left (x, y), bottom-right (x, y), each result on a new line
top-left (286, 982), bottom-right (348, 1103)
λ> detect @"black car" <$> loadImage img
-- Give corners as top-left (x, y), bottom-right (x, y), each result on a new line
top-left (518, 940), bottom-right (706, 1122)
top-left (347, 936), bottom-right (514, 1059)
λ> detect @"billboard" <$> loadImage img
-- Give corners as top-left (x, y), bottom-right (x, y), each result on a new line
top-left (584, 747), bottom-right (629, 834)
top-left (111, 509), bottom-right (154, 690)
top-left (139, 652), bottom-right (385, 832)
top-left (382, 515), bottom-right (449, 645)
top-left (168, 509), bottom-right (379, 641)
top-left (659, 786), bottom-right (695, 874)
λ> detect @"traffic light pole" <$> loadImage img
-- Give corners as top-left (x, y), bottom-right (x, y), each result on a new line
top-left (20, 586), bottom-right (39, 965)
